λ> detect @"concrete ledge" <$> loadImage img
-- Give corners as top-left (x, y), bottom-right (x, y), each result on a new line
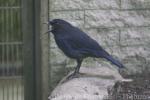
top-left (48, 66), bottom-right (132, 100)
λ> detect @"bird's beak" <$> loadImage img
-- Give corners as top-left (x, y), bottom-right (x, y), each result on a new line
top-left (44, 29), bottom-right (52, 34)
top-left (43, 21), bottom-right (52, 34)
top-left (41, 29), bottom-right (51, 39)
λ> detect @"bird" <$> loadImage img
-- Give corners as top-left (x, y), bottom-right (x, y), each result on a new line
top-left (47, 19), bottom-right (124, 79)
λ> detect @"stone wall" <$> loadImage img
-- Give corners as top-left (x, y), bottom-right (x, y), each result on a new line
top-left (48, 0), bottom-right (150, 89)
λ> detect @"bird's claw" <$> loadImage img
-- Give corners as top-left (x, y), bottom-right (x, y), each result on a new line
top-left (66, 72), bottom-right (80, 80)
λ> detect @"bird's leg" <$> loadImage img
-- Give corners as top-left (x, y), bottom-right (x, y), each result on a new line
top-left (67, 59), bottom-right (83, 80)
top-left (73, 59), bottom-right (83, 75)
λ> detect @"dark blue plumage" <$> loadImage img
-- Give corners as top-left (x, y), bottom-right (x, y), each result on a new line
top-left (48, 19), bottom-right (124, 78)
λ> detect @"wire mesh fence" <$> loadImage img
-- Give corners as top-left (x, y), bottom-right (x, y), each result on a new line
top-left (0, 0), bottom-right (24, 100)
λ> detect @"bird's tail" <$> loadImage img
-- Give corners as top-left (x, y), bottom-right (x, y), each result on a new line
top-left (104, 55), bottom-right (124, 68)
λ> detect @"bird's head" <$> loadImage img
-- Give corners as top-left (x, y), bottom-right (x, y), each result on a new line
top-left (44, 19), bottom-right (74, 34)
top-left (50, 19), bottom-right (71, 26)
top-left (50, 19), bottom-right (73, 31)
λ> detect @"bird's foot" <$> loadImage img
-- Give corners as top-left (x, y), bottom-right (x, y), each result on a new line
top-left (66, 72), bottom-right (80, 80)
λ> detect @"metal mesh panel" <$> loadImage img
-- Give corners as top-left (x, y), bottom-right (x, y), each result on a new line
top-left (0, 0), bottom-right (24, 100)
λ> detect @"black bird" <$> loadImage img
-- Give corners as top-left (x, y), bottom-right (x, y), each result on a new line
top-left (47, 19), bottom-right (124, 78)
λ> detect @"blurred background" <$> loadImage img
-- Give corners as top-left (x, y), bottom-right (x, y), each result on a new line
top-left (0, 0), bottom-right (23, 100)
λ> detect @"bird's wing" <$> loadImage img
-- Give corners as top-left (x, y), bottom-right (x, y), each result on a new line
top-left (56, 38), bottom-right (89, 58)
top-left (66, 28), bottom-right (99, 49)
top-left (65, 27), bottom-right (110, 57)
top-left (66, 34), bottom-right (124, 68)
